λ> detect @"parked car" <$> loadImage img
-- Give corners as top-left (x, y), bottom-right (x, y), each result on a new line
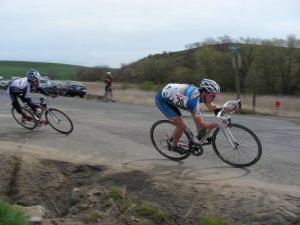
top-left (54, 82), bottom-right (64, 95)
top-left (1, 76), bottom-right (20, 90)
top-left (61, 80), bottom-right (87, 98)
top-left (40, 77), bottom-right (51, 88)
top-left (0, 77), bottom-right (7, 89)
top-left (0, 79), bottom-right (10, 89)
top-left (41, 81), bottom-right (64, 95)
top-left (11, 76), bottom-right (20, 81)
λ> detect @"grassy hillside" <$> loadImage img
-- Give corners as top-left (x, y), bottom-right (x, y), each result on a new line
top-left (0, 61), bottom-right (88, 80)
top-left (118, 42), bottom-right (300, 95)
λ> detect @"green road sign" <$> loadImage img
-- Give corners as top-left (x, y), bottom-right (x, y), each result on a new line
top-left (228, 44), bottom-right (240, 53)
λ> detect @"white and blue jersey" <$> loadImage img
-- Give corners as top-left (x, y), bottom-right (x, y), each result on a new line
top-left (6, 78), bottom-right (32, 102)
top-left (155, 83), bottom-right (202, 119)
top-left (6, 77), bottom-right (48, 111)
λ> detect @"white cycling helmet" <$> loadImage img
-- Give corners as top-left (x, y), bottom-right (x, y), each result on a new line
top-left (199, 78), bottom-right (220, 94)
top-left (26, 69), bottom-right (41, 82)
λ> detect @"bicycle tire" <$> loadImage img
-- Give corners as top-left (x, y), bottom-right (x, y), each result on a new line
top-left (150, 120), bottom-right (191, 161)
top-left (45, 108), bottom-right (73, 134)
top-left (11, 107), bottom-right (38, 130)
top-left (212, 123), bottom-right (262, 168)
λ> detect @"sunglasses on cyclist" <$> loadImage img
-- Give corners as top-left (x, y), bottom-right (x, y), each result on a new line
top-left (207, 92), bottom-right (217, 99)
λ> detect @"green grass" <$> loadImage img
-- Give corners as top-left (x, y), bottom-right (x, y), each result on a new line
top-left (138, 81), bottom-right (164, 91)
top-left (200, 214), bottom-right (231, 225)
top-left (136, 202), bottom-right (170, 223)
top-left (103, 186), bottom-right (170, 223)
top-left (0, 201), bottom-right (28, 225)
top-left (81, 209), bottom-right (104, 224)
top-left (106, 186), bottom-right (133, 214)
top-left (135, 219), bottom-right (153, 225)
top-left (0, 60), bottom-right (88, 80)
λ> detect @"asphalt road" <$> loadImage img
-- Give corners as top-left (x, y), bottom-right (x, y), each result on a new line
top-left (1, 90), bottom-right (300, 195)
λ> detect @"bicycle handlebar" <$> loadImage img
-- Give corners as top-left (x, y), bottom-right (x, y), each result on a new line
top-left (223, 99), bottom-right (241, 109)
top-left (216, 99), bottom-right (241, 121)
top-left (39, 97), bottom-right (48, 107)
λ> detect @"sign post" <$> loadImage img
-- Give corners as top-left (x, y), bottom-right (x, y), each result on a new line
top-left (228, 44), bottom-right (241, 99)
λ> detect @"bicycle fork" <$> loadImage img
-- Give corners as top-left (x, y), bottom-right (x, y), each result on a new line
top-left (48, 110), bottom-right (62, 124)
top-left (221, 127), bottom-right (239, 150)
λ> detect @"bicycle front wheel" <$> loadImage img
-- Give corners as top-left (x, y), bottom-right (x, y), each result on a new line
top-left (212, 123), bottom-right (262, 168)
top-left (46, 108), bottom-right (73, 134)
top-left (11, 107), bottom-right (38, 130)
top-left (150, 120), bottom-right (191, 161)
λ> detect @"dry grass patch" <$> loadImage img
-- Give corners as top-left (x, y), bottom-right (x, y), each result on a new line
top-left (83, 82), bottom-right (299, 117)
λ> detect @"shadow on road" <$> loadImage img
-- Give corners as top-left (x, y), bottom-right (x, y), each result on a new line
top-left (122, 158), bottom-right (251, 183)
top-left (0, 128), bottom-right (68, 142)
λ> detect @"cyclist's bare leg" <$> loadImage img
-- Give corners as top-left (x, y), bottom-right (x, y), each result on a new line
top-left (170, 116), bottom-right (186, 145)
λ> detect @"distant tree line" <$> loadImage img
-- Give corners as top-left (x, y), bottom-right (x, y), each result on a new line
top-left (75, 35), bottom-right (300, 95)
top-left (75, 66), bottom-right (110, 81)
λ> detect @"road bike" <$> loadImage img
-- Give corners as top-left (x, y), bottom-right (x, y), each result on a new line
top-left (150, 100), bottom-right (262, 168)
top-left (11, 97), bottom-right (74, 134)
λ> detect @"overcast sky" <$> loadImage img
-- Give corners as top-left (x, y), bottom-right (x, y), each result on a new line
top-left (1, 0), bottom-right (299, 68)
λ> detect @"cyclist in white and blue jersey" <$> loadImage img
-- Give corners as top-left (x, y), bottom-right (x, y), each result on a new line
top-left (7, 69), bottom-right (54, 121)
top-left (155, 78), bottom-right (233, 153)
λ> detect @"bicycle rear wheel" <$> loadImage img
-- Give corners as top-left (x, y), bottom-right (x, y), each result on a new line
top-left (150, 120), bottom-right (191, 161)
top-left (11, 107), bottom-right (38, 130)
top-left (45, 108), bottom-right (73, 134)
top-left (212, 123), bottom-right (262, 167)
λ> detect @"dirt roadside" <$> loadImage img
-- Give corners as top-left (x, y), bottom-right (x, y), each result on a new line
top-left (82, 81), bottom-right (300, 117)
top-left (0, 150), bottom-right (299, 225)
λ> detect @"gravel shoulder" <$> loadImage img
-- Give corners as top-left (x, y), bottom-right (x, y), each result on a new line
top-left (1, 150), bottom-right (299, 225)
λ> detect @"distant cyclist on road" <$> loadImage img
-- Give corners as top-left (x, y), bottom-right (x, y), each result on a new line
top-left (6, 69), bottom-right (55, 121)
top-left (155, 78), bottom-right (238, 153)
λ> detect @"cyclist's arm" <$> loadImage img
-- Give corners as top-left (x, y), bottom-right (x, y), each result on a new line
top-left (24, 85), bottom-right (46, 111)
top-left (204, 101), bottom-right (234, 115)
top-left (192, 104), bottom-right (218, 129)
top-left (204, 102), bottom-right (220, 111)
top-left (192, 114), bottom-right (218, 129)
top-left (23, 85), bottom-right (38, 110)
top-left (206, 102), bottom-right (239, 114)
top-left (36, 87), bottom-right (49, 96)
top-left (23, 97), bottom-right (39, 111)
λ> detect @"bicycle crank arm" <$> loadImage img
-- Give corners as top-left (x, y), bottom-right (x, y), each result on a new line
top-left (191, 143), bottom-right (204, 156)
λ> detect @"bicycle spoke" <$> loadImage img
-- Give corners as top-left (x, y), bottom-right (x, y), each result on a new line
top-left (150, 120), bottom-right (191, 161)
top-left (212, 124), bottom-right (262, 167)
top-left (11, 107), bottom-right (37, 130)
top-left (46, 109), bottom-right (73, 134)
top-left (49, 111), bottom-right (62, 124)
